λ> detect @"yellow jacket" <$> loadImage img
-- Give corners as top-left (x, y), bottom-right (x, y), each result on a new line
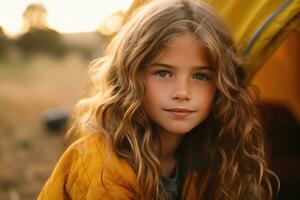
top-left (38, 132), bottom-right (198, 199)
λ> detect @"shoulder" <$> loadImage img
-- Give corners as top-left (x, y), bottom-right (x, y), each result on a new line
top-left (38, 132), bottom-right (137, 199)
top-left (182, 170), bottom-right (199, 199)
top-left (69, 132), bottom-right (134, 172)
top-left (181, 171), bottom-right (264, 199)
top-left (67, 131), bottom-right (108, 159)
top-left (70, 132), bottom-right (136, 191)
top-left (68, 132), bottom-right (136, 182)
top-left (48, 132), bottom-right (108, 175)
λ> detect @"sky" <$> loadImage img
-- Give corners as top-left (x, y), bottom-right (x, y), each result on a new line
top-left (0, 0), bottom-right (133, 37)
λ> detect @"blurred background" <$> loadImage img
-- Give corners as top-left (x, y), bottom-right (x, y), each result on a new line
top-left (0, 0), bottom-right (132, 199)
top-left (252, 31), bottom-right (300, 199)
top-left (0, 0), bottom-right (299, 199)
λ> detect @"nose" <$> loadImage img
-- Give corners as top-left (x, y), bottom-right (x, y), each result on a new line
top-left (171, 79), bottom-right (191, 101)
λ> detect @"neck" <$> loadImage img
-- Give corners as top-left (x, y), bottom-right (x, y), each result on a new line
top-left (155, 128), bottom-right (184, 177)
top-left (159, 131), bottom-right (184, 160)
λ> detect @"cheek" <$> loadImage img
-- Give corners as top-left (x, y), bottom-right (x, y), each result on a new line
top-left (145, 77), bottom-right (166, 100)
top-left (143, 78), bottom-right (162, 108)
top-left (207, 87), bottom-right (217, 103)
top-left (195, 86), bottom-right (217, 108)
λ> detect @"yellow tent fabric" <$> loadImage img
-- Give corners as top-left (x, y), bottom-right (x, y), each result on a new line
top-left (126, 0), bottom-right (300, 82)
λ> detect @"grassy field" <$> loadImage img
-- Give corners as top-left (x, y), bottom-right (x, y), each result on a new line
top-left (0, 54), bottom-right (88, 200)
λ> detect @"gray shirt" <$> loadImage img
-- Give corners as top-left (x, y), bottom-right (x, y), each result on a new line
top-left (160, 160), bottom-right (181, 200)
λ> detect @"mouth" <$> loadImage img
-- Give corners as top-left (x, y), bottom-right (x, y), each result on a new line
top-left (164, 108), bottom-right (194, 112)
top-left (164, 108), bottom-right (195, 118)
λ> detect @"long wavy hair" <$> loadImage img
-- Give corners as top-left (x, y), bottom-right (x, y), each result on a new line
top-left (67, 0), bottom-right (279, 199)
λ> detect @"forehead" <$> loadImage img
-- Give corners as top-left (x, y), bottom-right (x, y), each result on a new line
top-left (153, 33), bottom-right (209, 67)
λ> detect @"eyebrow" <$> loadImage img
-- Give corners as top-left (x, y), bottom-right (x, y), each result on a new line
top-left (150, 63), bottom-right (212, 70)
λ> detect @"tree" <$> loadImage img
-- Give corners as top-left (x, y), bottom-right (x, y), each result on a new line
top-left (16, 3), bottom-right (66, 57)
top-left (22, 3), bottom-right (48, 32)
top-left (0, 27), bottom-right (11, 58)
top-left (16, 29), bottom-right (65, 57)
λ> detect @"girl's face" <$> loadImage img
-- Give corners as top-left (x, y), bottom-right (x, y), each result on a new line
top-left (142, 33), bottom-right (217, 136)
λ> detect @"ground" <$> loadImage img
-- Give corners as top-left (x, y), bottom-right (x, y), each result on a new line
top-left (0, 54), bottom-right (88, 200)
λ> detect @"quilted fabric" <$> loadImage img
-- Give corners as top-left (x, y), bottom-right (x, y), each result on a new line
top-left (37, 132), bottom-right (197, 199)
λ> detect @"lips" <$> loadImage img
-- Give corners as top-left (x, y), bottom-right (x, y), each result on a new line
top-left (164, 108), bottom-right (194, 118)
top-left (165, 108), bottom-right (194, 112)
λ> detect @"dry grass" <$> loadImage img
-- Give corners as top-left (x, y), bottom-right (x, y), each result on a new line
top-left (0, 53), bottom-right (88, 200)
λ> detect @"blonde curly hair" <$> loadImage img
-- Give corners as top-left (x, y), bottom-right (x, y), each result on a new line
top-left (67, 0), bottom-right (279, 199)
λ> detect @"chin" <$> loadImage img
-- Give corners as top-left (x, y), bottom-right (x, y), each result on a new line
top-left (165, 126), bottom-right (194, 135)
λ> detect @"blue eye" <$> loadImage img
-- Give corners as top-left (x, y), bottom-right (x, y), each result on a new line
top-left (193, 73), bottom-right (209, 80)
top-left (154, 70), bottom-right (171, 78)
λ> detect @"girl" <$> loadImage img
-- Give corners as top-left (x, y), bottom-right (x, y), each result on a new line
top-left (38, 0), bottom-right (278, 199)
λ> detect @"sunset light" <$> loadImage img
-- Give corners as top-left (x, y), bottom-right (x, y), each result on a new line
top-left (0, 0), bottom-right (133, 37)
